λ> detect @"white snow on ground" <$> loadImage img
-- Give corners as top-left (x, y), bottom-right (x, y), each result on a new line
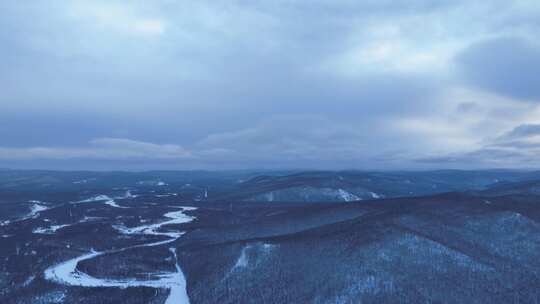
top-left (338, 189), bottom-right (361, 202)
top-left (252, 188), bottom-right (366, 202)
top-left (233, 247), bottom-right (249, 269)
top-left (138, 180), bottom-right (168, 186)
top-left (116, 190), bottom-right (138, 199)
top-left (369, 192), bottom-right (382, 199)
top-left (1, 201), bottom-right (50, 226)
top-left (77, 195), bottom-right (112, 204)
top-left (81, 216), bottom-right (104, 222)
top-left (114, 207), bottom-right (196, 239)
top-left (33, 291), bottom-right (66, 304)
top-left (76, 195), bottom-right (129, 209)
top-left (262, 243), bottom-right (276, 251)
top-left (45, 206), bottom-right (196, 304)
top-left (29, 201), bottom-right (49, 218)
top-left (72, 178), bottom-right (96, 184)
top-left (33, 224), bottom-right (70, 234)
top-left (166, 248), bottom-right (189, 304)
top-left (22, 275), bottom-right (35, 287)
top-left (232, 243), bottom-right (277, 272)
top-left (105, 199), bottom-right (123, 208)
top-left (232, 243), bottom-right (276, 270)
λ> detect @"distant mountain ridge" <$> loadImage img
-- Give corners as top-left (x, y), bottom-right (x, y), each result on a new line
top-left (3, 169), bottom-right (540, 203)
top-left (219, 170), bottom-right (540, 202)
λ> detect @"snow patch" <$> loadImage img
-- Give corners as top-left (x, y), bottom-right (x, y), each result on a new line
top-left (29, 201), bottom-right (49, 218)
top-left (262, 243), bottom-right (276, 251)
top-left (137, 180), bottom-right (168, 186)
top-left (33, 224), bottom-right (70, 234)
top-left (338, 189), bottom-right (361, 202)
top-left (77, 195), bottom-right (112, 203)
top-left (232, 243), bottom-right (276, 271)
top-left (76, 195), bottom-right (128, 209)
top-left (159, 193), bottom-right (177, 198)
top-left (22, 275), bottom-right (35, 287)
top-left (2, 201), bottom-right (51, 225)
top-left (80, 216), bottom-right (104, 222)
top-left (116, 190), bottom-right (138, 199)
top-left (72, 178), bottom-right (96, 184)
top-left (233, 247), bottom-right (249, 269)
top-left (113, 207), bottom-right (196, 239)
top-left (369, 192), bottom-right (382, 199)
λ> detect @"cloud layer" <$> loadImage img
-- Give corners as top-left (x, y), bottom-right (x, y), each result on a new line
top-left (1, 1), bottom-right (540, 169)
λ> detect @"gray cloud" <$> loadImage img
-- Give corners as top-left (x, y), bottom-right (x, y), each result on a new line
top-left (416, 123), bottom-right (540, 168)
top-left (1, 1), bottom-right (540, 169)
top-left (196, 115), bottom-right (371, 162)
top-left (485, 124), bottom-right (540, 150)
top-left (497, 124), bottom-right (540, 141)
top-left (457, 36), bottom-right (540, 101)
top-left (0, 138), bottom-right (191, 161)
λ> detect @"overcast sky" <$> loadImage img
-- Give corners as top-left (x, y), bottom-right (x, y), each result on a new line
top-left (1, 0), bottom-right (540, 170)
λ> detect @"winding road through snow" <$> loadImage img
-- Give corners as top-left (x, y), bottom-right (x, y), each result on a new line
top-left (44, 206), bottom-right (196, 304)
